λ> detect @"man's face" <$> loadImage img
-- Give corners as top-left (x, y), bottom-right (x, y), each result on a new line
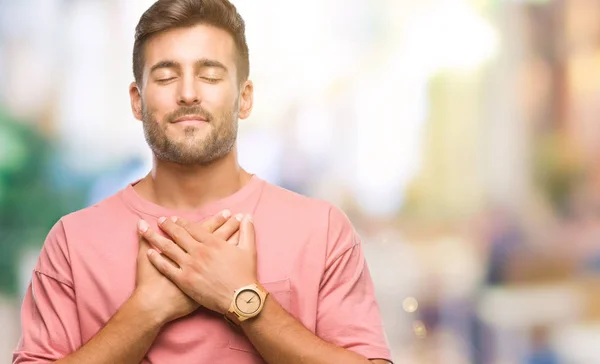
top-left (130, 24), bottom-right (252, 165)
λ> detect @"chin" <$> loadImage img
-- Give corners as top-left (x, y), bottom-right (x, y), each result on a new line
top-left (166, 130), bottom-right (207, 143)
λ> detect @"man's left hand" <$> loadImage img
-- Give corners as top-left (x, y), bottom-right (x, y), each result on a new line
top-left (143, 214), bottom-right (258, 315)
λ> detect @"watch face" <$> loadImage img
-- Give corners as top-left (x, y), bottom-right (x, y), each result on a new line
top-left (235, 289), bottom-right (262, 315)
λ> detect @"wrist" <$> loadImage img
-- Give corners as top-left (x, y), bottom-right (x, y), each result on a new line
top-left (218, 291), bottom-right (234, 315)
top-left (128, 290), bottom-right (171, 327)
top-left (239, 293), bottom-right (272, 330)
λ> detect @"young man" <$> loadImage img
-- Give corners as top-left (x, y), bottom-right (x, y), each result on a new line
top-left (13, 0), bottom-right (393, 363)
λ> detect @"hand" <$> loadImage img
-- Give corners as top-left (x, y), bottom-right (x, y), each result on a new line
top-left (173, 212), bottom-right (244, 246)
top-left (143, 214), bottom-right (257, 315)
top-left (132, 209), bottom-right (239, 324)
top-left (132, 235), bottom-right (198, 325)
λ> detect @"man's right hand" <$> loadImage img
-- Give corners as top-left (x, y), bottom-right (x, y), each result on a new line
top-left (131, 209), bottom-right (242, 325)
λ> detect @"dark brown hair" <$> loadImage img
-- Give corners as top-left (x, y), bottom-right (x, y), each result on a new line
top-left (133, 0), bottom-right (249, 84)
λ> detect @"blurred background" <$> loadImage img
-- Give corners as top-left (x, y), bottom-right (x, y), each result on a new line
top-left (1, 0), bottom-right (600, 362)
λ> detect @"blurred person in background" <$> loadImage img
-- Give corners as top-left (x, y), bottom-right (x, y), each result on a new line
top-left (12, 0), bottom-right (392, 363)
top-left (523, 326), bottom-right (559, 364)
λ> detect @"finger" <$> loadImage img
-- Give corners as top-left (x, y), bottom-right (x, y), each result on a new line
top-left (173, 216), bottom-right (191, 229)
top-left (137, 223), bottom-right (154, 258)
top-left (214, 213), bottom-right (243, 241)
top-left (136, 235), bottom-right (161, 284)
top-left (158, 216), bottom-right (201, 253)
top-left (226, 230), bottom-right (240, 246)
top-left (138, 219), bottom-right (187, 265)
top-left (137, 236), bottom-right (151, 264)
top-left (147, 249), bottom-right (181, 282)
top-left (199, 210), bottom-right (232, 233)
top-left (174, 210), bottom-right (231, 242)
top-left (238, 214), bottom-right (256, 252)
top-left (136, 236), bottom-right (151, 279)
top-left (140, 235), bottom-right (178, 268)
top-left (139, 235), bottom-right (178, 268)
top-left (138, 232), bottom-right (150, 254)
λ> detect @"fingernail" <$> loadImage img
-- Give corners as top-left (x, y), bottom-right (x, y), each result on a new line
top-left (138, 220), bottom-right (149, 233)
top-left (170, 216), bottom-right (178, 223)
top-left (222, 209), bottom-right (231, 218)
top-left (235, 213), bottom-right (244, 222)
top-left (158, 217), bottom-right (167, 224)
top-left (246, 214), bottom-right (253, 223)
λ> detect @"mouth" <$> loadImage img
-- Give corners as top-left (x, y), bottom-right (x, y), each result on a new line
top-left (172, 115), bottom-right (208, 126)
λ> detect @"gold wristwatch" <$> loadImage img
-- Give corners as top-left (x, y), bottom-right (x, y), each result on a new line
top-left (225, 283), bottom-right (269, 326)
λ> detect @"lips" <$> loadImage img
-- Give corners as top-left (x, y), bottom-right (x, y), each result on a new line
top-left (173, 115), bottom-right (208, 123)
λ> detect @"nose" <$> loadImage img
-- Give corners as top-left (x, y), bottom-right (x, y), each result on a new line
top-left (177, 75), bottom-right (200, 106)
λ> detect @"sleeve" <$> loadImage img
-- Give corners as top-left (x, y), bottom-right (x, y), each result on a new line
top-left (315, 206), bottom-right (393, 362)
top-left (13, 220), bottom-right (82, 363)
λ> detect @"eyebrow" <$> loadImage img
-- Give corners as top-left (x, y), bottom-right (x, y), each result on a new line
top-left (149, 58), bottom-right (228, 74)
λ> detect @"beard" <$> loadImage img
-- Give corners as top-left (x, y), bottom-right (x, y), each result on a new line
top-left (141, 101), bottom-right (238, 166)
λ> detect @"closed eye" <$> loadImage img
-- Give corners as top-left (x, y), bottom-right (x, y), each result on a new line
top-left (201, 77), bottom-right (221, 83)
top-left (157, 77), bottom-right (176, 83)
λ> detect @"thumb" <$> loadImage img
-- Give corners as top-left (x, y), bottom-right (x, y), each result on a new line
top-left (238, 214), bottom-right (256, 252)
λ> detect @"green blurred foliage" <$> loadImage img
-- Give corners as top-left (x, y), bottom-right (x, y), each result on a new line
top-left (0, 108), bottom-right (87, 297)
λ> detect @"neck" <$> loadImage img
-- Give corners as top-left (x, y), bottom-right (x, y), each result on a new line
top-left (134, 147), bottom-right (252, 211)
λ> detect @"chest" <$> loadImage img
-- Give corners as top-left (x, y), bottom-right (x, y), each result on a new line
top-left (67, 217), bottom-right (322, 347)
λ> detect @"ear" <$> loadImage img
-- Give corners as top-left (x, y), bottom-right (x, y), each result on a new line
top-left (129, 82), bottom-right (143, 121)
top-left (238, 80), bottom-right (254, 120)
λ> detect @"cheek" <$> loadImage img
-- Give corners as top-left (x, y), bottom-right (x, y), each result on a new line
top-left (203, 83), bottom-right (237, 106)
top-left (144, 87), bottom-right (176, 112)
top-left (143, 106), bottom-right (170, 125)
top-left (141, 106), bottom-right (167, 128)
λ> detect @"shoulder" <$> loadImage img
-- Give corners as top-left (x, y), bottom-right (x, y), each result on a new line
top-left (259, 182), bottom-right (357, 251)
top-left (260, 182), bottom-right (352, 228)
top-left (37, 190), bottom-right (128, 274)
top-left (59, 190), bottom-right (126, 233)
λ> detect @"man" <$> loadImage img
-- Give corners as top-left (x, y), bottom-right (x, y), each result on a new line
top-left (13, 0), bottom-right (393, 363)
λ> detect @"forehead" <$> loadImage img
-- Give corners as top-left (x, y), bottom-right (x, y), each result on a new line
top-left (144, 24), bottom-right (237, 69)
